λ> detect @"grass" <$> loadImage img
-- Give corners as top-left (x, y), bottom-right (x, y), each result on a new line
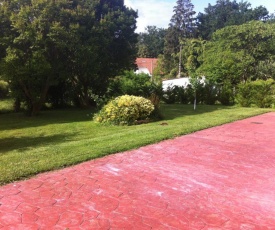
top-left (0, 104), bottom-right (273, 185)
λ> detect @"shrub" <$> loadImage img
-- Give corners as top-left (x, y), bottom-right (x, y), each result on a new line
top-left (251, 79), bottom-right (275, 108)
top-left (0, 80), bottom-right (9, 98)
top-left (236, 82), bottom-right (253, 107)
top-left (162, 85), bottom-right (179, 104)
top-left (162, 83), bottom-right (211, 105)
top-left (202, 82), bottom-right (218, 105)
top-left (0, 98), bottom-right (14, 113)
top-left (218, 81), bottom-right (235, 106)
top-left (236, 79), bottom-right (275, 108)
top-left (107, 71), bottom-right (162, 99)
top-left (184, 84), bottom-right (195, 104)
top-left (162, 85), bottom-right (192, 104)
top-left (94, 95), bottom-right (155, 125)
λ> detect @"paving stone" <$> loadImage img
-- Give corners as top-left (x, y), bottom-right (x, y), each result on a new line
top-left (0, 112), bottom-right (275, 229)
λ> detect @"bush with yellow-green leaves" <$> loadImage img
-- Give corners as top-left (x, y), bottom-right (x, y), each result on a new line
top-left (94, 95), bottom-right (154, 125)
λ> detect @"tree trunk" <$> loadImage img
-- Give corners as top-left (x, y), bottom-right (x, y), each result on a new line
top-left (30, 102), bottom-right (42, 116)
top-left (19, 76), bottom-right (50, 116)
top-left (75, 82), bottom-right (93, 108)
top-left (194, 91), bottom-right (197, 110)
top-left (13, 97), bottom-right (21, 112)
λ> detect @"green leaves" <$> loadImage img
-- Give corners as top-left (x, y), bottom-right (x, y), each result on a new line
top-left (0, 0), bottom-right (138, 114)
top-left (94, 95), bottom-right (154, 125)
top-left (236, 79), bottom-right (275, 107)
top-left (199, 21), bottom-right (275, 85)
top-left (137, 26), bottom-right (166, 58)
top-left (196, 0), bottom-right (270, 40)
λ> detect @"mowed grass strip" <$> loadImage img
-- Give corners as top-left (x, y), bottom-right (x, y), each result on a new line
top-left (0, 104), bottom-right (272, 185)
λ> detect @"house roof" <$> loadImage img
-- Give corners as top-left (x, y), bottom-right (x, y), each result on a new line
top-left (135, 58), bottom-right (158, 75)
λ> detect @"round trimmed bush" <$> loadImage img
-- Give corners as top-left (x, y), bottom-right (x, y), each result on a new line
top-left (94, 95), bottom-right (154, 125)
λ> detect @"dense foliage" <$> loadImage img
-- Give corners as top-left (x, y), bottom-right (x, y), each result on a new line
top-left (0, 0), bottom-right (137, 115)
top-left (158, 0), bottom-right (274, 80)
top-left (198, 21), bottom-right (275, 85)
top-left (236, 79), bottom-right (275, 108)
top-left (162, 82), bottom-right (231, 105)
top-left (107, 71), bottom-right (162, 99)
top-left (137, 26), bottom-right (166, 58)
top-left (94, 95), bottom-right (154, 125)
top-left (0, 80), bottom-right (9, 98)
top-left (197, 0), bottom-right (269, 40)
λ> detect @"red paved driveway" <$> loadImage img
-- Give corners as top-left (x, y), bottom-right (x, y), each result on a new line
top-left (1, 112), bottom-right (275, 229)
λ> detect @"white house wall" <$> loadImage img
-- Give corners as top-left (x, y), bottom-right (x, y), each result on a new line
top-left (162, 78), bottom-right (190, 91)
top-left (162, 77), bottom-right (206, 91)
top-left (135, 67), bottom-right (151, 76)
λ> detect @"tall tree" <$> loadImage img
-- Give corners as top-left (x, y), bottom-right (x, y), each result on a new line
top-left (164, 0), bottom-right (196, 77)
top-left (0, 0), bottom-right (64, 115)
top-left (137, 26), bottom-right (166, 58)
top-left (55, 0), bottom-right (138, 108)
top-left (197, 0), bottom-right (269, 40)
top-left (0, 0), bottom-right (138, 115)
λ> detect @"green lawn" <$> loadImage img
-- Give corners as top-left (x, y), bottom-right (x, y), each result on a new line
top-left (0, 104), bottom-right (273, 185)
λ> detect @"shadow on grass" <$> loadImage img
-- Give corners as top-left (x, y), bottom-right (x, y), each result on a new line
top-left (0, 104), bottom-right (235, 131)
top-left (0, 133), bottom-right (76, 154)
top-left (0, 108), bottom-right (96, 131)
top-left (160, 104), bottom-right (233, 120)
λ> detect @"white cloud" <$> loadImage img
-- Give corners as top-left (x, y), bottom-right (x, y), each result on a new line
top-left (125, 0), bottom-right (275, 33)
top-left (249, 0), bottom-right (275, 13)
top-left (125, 0), bottom-right (176, 33)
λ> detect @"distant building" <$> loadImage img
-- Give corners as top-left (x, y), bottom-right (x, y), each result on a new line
top-left (162, 78), bottom-right (191, 91)
top-left (135, 58), bottom-right (158, 76)
top-left (162, 77), bottom-right (205, 91)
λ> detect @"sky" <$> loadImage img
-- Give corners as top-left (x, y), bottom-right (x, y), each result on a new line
top-left (124, 0), bottom-right (275, 33)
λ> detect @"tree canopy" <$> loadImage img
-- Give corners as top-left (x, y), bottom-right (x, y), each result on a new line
top-left (0, 0), bottom-right (138, 115)
top-left (196, 0), bottom-right (269, 40)
top-left (198, 21), bottom-right (275, 85)
top-left (165, 0), bottom-right (196, 54)
top-left (137, 26), bottom-right (166, 58)
top-left (159, 0), bottom-right (275, 80)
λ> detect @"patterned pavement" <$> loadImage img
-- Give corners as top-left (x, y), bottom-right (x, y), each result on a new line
top-left (0, 112), bottom-right (275, 229)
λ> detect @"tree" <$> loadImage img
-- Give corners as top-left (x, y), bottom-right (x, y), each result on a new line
top-left (0, 0), bottom-right (138, 115)
top-left (137, 26), bottom-right (166, 58)
top-left (0, 0), bottom-right (64, 115)
top-left (181, 39), bottom-right (205, 109)
top-left (196, 0), bottom-right (269, 40)
top-left (152, 55), bottom-right (166, 79)
top-left (181, 39), bottom-right (205, 76)
top-left (169, 0), bottom-right (196, 39)
top-left (163, 0), bottom-right (196, 76)
top-left (198, 21), bottom-right (275, 85)
top-left (54, 0), bottom-right (138, 108)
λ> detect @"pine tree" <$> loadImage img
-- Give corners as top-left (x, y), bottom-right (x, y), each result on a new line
top-left (163, 0), bottom-right (196, 77)
top-left (169, 0), bottom-right (196, 39)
